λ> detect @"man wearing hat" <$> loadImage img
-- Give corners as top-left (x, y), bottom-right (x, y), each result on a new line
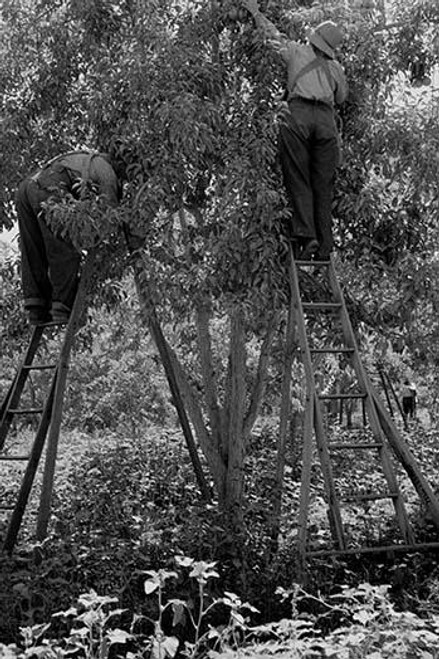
top-left (15, 150), bottom-right (121, 325)
top-left (243, 0), bottom-right (348, 260)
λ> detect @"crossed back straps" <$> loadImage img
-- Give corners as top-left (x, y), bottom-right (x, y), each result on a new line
top-left (30, 151), bottom-right (100, 196)
top-left (288, 55), bottom-right (335, 101)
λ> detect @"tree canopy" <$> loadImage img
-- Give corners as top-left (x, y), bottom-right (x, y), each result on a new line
top-left (1, 0), bottom-right (439, 513)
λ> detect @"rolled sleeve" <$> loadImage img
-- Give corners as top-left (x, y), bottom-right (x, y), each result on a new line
top-left (254, 13), bottom-right (292, 61)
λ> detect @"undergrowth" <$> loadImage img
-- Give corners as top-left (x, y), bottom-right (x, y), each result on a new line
top-left (1, 421), bottom-right (439, 653)
top-left (2, 561), bottom-right (439, 658)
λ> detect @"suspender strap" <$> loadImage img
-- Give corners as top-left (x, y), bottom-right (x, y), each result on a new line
top-left (30, 152), bottom-right (99, 194)
top-left (287, 56), bottom-right (336, 101)
top-left (289, 57), bottom-right (323, 92)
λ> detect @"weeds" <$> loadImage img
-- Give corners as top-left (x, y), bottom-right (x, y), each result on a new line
top-left (1, 557), bottom-right (439, 659)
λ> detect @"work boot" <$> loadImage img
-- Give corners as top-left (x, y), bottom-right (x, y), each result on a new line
top-left (51, 301), bottom-right (71, 324)
top-left (26, 306), bottom-right (51, 325)
top-left (300, 239), bottom-right (320, 260)
top-left (315, 247), bottom-right (332, 261)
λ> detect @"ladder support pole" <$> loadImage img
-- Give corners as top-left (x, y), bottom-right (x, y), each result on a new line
top-left (373, 393), bottom-right (439, 528)
top-left (385, 370), bottom-right (408, 429)
top-left (129, 246), bottom-right (211, 502)
top-left (147, 307), bottom-right (211, 502)
top-left (328, 259), bottom-right (414, 543)
top-left (132, 265), bottom-right (211, 501)
top-left (36, 253), bottom-right (95, 542)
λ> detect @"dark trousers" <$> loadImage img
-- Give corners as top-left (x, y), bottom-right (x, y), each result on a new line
top-left (15, 178), bottom-right (81, 311)
top-left (402, 396), bottom-right (415, 418)
top-left (278, 99), bottom-right (338, 253)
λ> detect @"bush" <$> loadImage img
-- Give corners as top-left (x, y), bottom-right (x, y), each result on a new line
top-left (2, 572), bottom-right (439, 658)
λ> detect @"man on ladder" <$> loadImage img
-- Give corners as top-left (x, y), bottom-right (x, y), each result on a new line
top-left (243, 0), bottom-right (348, 260)
top-left (15, 151), bottom-right (122, 325)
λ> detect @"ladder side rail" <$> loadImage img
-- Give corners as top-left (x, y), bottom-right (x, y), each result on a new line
top-left (36, 253), bottom-right (95, 541)
top-left (0, 373), bottom-right (18, 434)
top-left (3, 372), bottom-right (57, 553)
top-left (372, 392), bottom-right (439, 528)
top-left (327, 259), bottom-right (414, 544)
top-left (0, 327), bottom-right (45, 447)
top-left (131, 257), bottom-right (212, 502)
top-left (290, 255), bottom-right (346, 550)
top-left (378, 366), bottom-right (395, 417)
top-left (384, 370), bottom-right (408, 429)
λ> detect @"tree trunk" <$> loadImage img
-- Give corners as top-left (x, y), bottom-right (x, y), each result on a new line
top-left (224, 305), bottom-right (246, 518)
top-left (131, 241), bottom-right (277, 518)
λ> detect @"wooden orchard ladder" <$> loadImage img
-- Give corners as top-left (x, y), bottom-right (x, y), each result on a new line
top-left (289, 251), bottom-right (439, 566)
top-left (0, 254), bottom-right (94, 553)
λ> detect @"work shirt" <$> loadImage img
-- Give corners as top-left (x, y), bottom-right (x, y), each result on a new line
top-left (402, 384), bottom-right (416, 399)
top-left (31, 151), bottom-right (120, 208)
top-left (254, 13), bottom-right (348, 106)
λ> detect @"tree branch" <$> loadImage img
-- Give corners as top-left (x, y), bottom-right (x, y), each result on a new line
top-left (195, 303), bottom-right (224, 454)
top-left (243, 313), bottom-right (278, 440)
top-left (225, 305), bottom-right (246, 512)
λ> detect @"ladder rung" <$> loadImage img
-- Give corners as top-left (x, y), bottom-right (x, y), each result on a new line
top-left (308, 542), bottom-right (439, 558)
top-left (302, 302), bottom-right (342, 311)
top-left (296, 260), bottom-right (330, 266)
top-left (310, 348), bottom-right (354, 354)
top-left (8, 407), bottom-right (45, 414)
top-left (22, 364), bottom-right (56, 371)
top-left (330, 442), bottom-right (383, 450)
top-left (302, 302), bottom-right (341, 311)
top-left (319, 393), bottom-right (367, 400)
top-left (0, 454), bottom-right (30, 461)
top-left (37, 320), bottom-right (65, 327)
top-left (0, 505), bottom-right (15, 511)
top-left (343, 492), bottom-right (398, 503)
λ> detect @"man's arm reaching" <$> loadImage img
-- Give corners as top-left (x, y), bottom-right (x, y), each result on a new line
top-left (242, 0), bottom-right (291, 55)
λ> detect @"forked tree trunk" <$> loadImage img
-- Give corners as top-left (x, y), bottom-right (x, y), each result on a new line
top-left (130, 221), bottom-right (277, 526)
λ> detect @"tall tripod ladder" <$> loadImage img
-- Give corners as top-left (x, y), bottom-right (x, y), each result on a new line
top-left (0, 254), bottom-right (93, 553)
top-left (289, 251), bottom-right (439, 564)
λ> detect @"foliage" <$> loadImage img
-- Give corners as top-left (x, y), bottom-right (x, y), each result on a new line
top-left (0, 250), bottom-right (28, 356)
top-left (2, 0), bottom-right (439, 522)
top-left (2, 410), bottom-right (439, 641)
top-left (2, 1), bottom-right (439, 653)
top-left (63, 301), bottom-right (174, 432)
top-left (211, 581), bottom-right (439, 658)
top-left (2, 567), bottom-right (439, 658)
